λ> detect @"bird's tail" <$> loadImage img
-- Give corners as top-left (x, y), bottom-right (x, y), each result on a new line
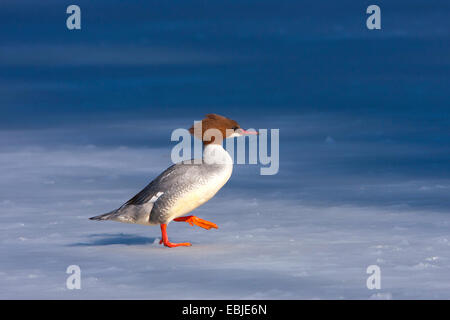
top-left (89, 210), bottom-right (117, 221)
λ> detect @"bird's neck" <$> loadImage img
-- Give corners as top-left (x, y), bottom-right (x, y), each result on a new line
top-left (203, 143), bottom-right (233, 165)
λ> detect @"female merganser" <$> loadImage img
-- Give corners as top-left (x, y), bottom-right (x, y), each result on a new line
top-left (89, 114), bottom-right (257, 248)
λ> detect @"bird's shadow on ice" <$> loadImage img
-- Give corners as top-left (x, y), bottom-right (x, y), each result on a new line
top-left (68, 233), bottom-right (158, 247)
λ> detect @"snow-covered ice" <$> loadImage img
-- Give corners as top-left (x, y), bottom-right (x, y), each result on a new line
top-left (1, 115), bottom-right (449, 299)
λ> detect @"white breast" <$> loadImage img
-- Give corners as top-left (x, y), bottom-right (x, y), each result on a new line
top-left (167, 144), bottom-right (233, 221)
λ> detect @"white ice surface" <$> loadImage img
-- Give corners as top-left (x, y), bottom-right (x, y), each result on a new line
top-left (1, 118), bottom-right (450, 299)
top-left (2, 195), bottom-right (450, 299)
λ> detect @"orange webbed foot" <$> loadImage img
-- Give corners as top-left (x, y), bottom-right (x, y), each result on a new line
top-left (173, 215), bottom-right (218, 230)
top-left (159, 223), bottom-right (191, 248)
top-left (160, 240), bottom-right (192, 248)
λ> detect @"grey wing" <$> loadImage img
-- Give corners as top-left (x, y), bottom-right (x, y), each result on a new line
top-left (123, 162), bottom-right (200, 207)
top-left (91, 161), bottom-right (224, 225)
top-left (89, 163), bottom-right (202, 225)
top-left (124, 161), bottom-right (224, 224)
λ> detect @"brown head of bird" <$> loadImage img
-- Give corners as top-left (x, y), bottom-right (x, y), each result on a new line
top-left (189, 114), bottom-right (257, 145)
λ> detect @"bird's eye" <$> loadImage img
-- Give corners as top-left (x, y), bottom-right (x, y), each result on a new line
top-left (232, 126), bottom-right (238, 131)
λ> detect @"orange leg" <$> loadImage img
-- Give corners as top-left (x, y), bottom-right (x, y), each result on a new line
top-left (159, 223), bottom-right (191, 248)
top-left (173, 215), bottom-right (218, 230)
